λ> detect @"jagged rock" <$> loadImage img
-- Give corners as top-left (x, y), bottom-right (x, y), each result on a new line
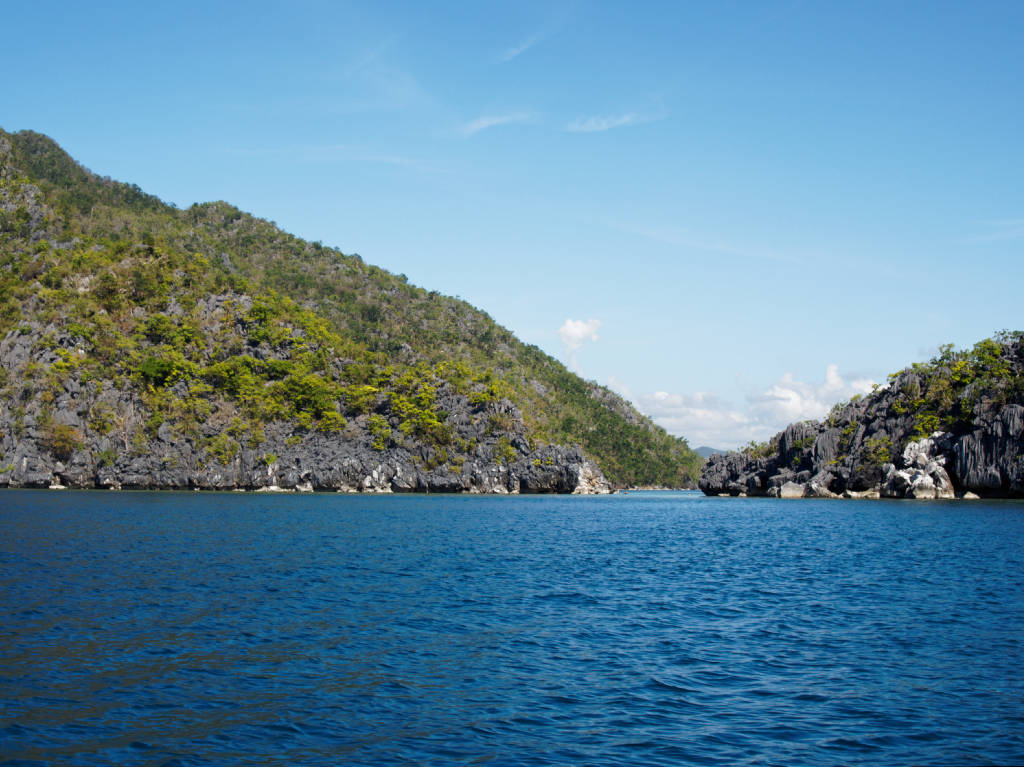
top-left (843, 488), bottom-right (880, 499)
top-left (806, 471), bottom-right (839, 498)
top-left (512, 446), bottom-right (610, 494)
top-left (779, 481), bottom-right (805, 499)
top-left (951, 404), bottom-right (1024, 495)
top-left (881, 435), bottom-right (956, 499)
top-left (572, 460), bottom-right (612, 495)
top-left (701, 334), bottom-right (1024, 500)
top-left (699, 452), bottom-right (765, 496)
top-left (880, 463), bottom-right (909, 497)
top-left (909, 471), bottom-right (936, 499)
top-left (7, 453), bottom-right (55, 488)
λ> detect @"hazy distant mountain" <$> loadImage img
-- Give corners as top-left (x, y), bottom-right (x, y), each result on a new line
top-left (695, 446), bottom-right (726, 459)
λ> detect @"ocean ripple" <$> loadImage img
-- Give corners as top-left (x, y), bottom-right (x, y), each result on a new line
top-left (1, 490), bottom-right (1023, 765)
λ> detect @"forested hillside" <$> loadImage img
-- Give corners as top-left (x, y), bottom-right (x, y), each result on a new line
top-left (0, 129), bottom-right (700, 490)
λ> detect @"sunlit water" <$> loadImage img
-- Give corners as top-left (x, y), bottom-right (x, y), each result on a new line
top-left (1, 490), bottom-right (1022, 765)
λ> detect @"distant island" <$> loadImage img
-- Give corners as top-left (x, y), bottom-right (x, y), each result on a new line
top-left (695, 446), bottom-right (726, 459)
top-left (0, 129), bottom-right (702, 493)
top-left (700, 332), bottom-right (1024, 499)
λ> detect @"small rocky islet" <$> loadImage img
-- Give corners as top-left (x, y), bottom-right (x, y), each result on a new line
top-left (700, 332), bottom-right (1024, 499)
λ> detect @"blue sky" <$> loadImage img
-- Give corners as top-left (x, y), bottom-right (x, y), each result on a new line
top-left (4, 0), bottom-right (1023, 448)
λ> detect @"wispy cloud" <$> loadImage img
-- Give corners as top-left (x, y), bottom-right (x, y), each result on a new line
top-left (968, 217), bottom-right (1024, 243)
top-left (461, 112), bottom-right (531, 136)
top-left (337, 66), bottom-right (433, 115)
top-left (329, 36), bottom-right (436, 115)
top-left (621, 224), bottom-right (805, 266)
top-left (612, 365), bottom-right (876, 450)
top-left (498, 9), bottom-right (571, 62)
top-left (565, 112), bottom-right (662, 133)
top-left (342, 35), bottom-right (400, 78)
top-left (500, 30), bottom-right (546, 62)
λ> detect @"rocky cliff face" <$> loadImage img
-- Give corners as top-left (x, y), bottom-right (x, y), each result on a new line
top-left (0, 314), bottom-right (610, 494)
top-left (700, 334), bottom-right (1024, 499)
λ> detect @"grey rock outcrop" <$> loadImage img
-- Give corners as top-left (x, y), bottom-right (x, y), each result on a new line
top-left (880, 434), bottom-right (955, 499)
top-left (950, 404), bottom-right (1024, 494)
top-left (511, 445), bottom-right (611, 494)
top-left (700, 335), bottom-right (1024, 500)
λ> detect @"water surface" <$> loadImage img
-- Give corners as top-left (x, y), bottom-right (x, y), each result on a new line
top-left (2, 490), bottom-right (1023, 765)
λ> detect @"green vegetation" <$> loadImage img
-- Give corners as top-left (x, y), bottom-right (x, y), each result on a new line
top-left (888, 332), bottom-right (1024, 438)
top-left (789, 436), bottom-right (815, 451)
top-left (44, 424), bottom-right (82, 462)
top-left (863, 436), bottom-right (894, 466)
top-left (741, 437), bottom-right (779, 460)
top-left (367, 414), bottom-right (391, 450)
top-left (0, 128), bottom-right (702, 487)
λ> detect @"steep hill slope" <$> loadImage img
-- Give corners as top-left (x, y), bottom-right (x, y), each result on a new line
top-left (0, 128), bottom-right (700, 491)
top-left (700, 333), bottom-right (1024, 498)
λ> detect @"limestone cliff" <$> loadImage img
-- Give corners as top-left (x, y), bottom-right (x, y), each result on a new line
top-left (0, 310), bottom-right (610, 494)
top-left (700, 333), bottom-right (1024, 499)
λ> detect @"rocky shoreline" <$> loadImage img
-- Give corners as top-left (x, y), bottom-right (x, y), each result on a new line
top-left (0, 396), bottom-right (612, 496)
top-left (3, 441), bottom-right (610, 495)
top-left (0, 326), bottom-right (611, 496)
top-left (701, 430), bottom-right (984, 500)
top-left (699, 335), bottom-right (1024, 500)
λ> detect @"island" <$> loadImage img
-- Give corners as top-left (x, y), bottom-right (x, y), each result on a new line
top-left (0, 129), bottom-right (702, 493)
top-left (700, 333), bottom-right (1024, 499)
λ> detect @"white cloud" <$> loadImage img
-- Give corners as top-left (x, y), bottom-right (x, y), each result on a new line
top-left (748, 364), bottom-right (875, 426)
top-left (566, 113), bottom-right (641, 132)
top-left (460, 112), bottom-right (531, 136)
top-left (498, 11), bottom-right (569, 62)
top-left (500, 31), bottom-right (546, 62)
top-left (621, 365), bottom-right (877, 450)
top-left (559, 318), bottom-right (600, 352)
top-left (559, 318), bottom-right (600, 372)
top-left (565, 112), bottom-right (665, 133)
top-left (634, 390), bottom-right (763, 450)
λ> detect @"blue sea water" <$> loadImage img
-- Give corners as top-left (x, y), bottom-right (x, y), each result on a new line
top-left (1, 490), bottom-right (1023, 766)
